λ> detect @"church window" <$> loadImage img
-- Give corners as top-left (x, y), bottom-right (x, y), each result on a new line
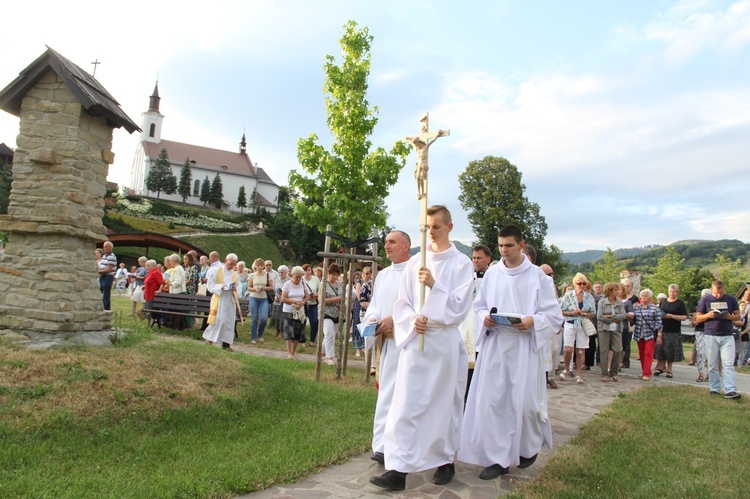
top-left (149, 123), bottom-right (156, 137)
top-left (193, 179), bottom-right (200, 196)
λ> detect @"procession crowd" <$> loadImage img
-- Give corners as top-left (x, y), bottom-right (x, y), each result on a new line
top-left (93, 204), bottom-right (746, 492)
top-left (94, 242), bottom-right (375, 363)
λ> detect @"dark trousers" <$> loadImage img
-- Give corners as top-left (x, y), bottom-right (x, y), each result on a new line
top-left (621, 330), bottom-right (632, 366)
top-left (585, 333), bottom-right (598, 366)
top-left (307, 303), bottom-right (319, 343)
top-left (100, 274), bottom-right (114, 310)
top-left (201, 290), bottom-right (213, 331)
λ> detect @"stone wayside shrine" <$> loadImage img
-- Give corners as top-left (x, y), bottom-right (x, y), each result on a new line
top-left (0, 47), bottom-right (139, 344)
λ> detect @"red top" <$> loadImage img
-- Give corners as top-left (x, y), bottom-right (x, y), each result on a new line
top-left (143, 268), bottom-right (164, 301)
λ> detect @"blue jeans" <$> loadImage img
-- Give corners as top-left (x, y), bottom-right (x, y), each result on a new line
top-left (249, 297), bottom-right (269, 341)
top-left (706, 334), bottom-right (737, 393)
top-left (100, 274), bottom-right (114, 311)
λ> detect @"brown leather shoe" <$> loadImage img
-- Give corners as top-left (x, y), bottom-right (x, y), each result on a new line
top-left (547, 377), bottom-right (558, 389)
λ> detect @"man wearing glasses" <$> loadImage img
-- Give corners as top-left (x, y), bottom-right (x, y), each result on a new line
top-left (265, 260), bottom-right (279, 281)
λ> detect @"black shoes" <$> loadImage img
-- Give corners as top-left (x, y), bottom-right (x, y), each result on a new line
top-left (370, 452), bottom-right (384, 465)
top-left (725, 391), bottom-right (741, 399)
top-left (518, 453), bottom-right (538, 468)
top-left (479, 463), bottom-right (509, 480)
top-left (432, 463), bottom-right (455, 485)
top-left (370, 470), bottom-right (406, 491)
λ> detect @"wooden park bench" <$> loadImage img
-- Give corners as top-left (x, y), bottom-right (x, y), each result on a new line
top-left (142, 292), bottom-right (248, 329)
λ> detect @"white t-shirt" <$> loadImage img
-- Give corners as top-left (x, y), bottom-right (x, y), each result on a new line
top-left (282, 280), bottom-right (306, 313)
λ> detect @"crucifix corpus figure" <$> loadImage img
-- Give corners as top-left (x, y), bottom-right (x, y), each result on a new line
top-left (403, 113), bottom-right (450, 352)
top-left (404, 113), bottom-right (450, 200)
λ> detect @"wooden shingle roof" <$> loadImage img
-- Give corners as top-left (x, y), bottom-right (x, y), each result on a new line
top-left (0, 46), bottom-right (140, 134)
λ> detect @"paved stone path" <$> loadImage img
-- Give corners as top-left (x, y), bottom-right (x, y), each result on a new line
top-left (159, 336), bottom-right (748, 498)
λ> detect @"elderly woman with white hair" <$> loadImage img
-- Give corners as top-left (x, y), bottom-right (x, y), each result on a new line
top-left (272, 265), bottom-right (290, 337)
top-left (281, 266), bottom-right (308, 359)
top-left (653, 284), bottom-right (688, 378)
top-left (559, 273), bottom-right (597, 384)
top-left (633, 288), bottom-right (664, 381)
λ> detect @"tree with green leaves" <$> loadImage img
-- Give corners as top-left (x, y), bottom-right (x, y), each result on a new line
top-left (290, 20), bottom-right (409, 240)
top-left (209, 173), bottom-right (223, 208)
top-left (715, 254), bottom-right (746, 295)
top-left (236, 185), bottom-right (247, 213)
top-left (177, 157), bottom-right (192, 203)
top-left (588, 248), bottom-right (626, 285)
top-left (145, 148), bottom-right (177, 199)
top-left (199, 176), bottom-right (211, 206)
top-left (643, 246), bottom-right (685, 296)
top-left (458, 155), bottom-right (548, 260)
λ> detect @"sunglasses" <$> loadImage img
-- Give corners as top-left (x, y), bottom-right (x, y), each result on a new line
top-left (546, 273), bottom-right (554, 277)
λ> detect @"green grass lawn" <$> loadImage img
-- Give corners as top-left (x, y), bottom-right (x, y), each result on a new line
top-left (0, 325), bottom-right (376, 498)
top-left (510, 385), bottom-right (750, 498)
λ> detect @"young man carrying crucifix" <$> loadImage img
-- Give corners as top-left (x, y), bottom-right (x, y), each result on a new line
top-left (370, 205), bottom-right (474, 491)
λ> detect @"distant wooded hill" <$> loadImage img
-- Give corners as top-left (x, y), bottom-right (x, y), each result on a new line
top-left (409, 240), bottom-right (474, 258)
top-left (565, 239), bottom-right (750, 270)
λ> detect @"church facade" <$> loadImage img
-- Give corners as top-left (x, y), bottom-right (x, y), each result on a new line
top-left (129, 84), bottom-right (279, 213)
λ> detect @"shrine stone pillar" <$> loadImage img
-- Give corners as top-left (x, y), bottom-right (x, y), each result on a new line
top-left (0, 48), bottom-right (139, 341)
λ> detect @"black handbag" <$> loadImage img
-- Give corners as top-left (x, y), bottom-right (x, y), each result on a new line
top-left (265, 274), bottom-right (274, 305)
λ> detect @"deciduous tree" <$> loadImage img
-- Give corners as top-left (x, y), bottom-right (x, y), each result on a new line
top-left (290, 20), bottom-right (409, 240)
top-left (458, 155), bottom-right (548, 259)
top-left (145, 148), bottom-right (177, 199)
top-left (589, 248), bottom-right (626, 285)
top-left (177, 157), bottom-right (192, 203)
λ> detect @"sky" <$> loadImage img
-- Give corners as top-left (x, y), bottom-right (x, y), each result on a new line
top-left (1, 0), bottom-right (749, 253)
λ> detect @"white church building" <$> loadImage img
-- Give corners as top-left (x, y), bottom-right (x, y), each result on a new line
top-left (130, 84), bottom-right (279, 213)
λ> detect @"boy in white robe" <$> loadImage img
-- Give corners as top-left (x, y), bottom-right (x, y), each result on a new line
top-left (458, 225), bottom-right (563, 479)
top-left (362, 230), bottom-right (411, 465)
top-left (202, 253), bottom-right (240, 350)
top-left (370, 205), bottom-right (473, 491)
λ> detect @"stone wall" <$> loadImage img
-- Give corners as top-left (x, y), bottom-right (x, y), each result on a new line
top-left (0, 70), bottom-right (114, 335)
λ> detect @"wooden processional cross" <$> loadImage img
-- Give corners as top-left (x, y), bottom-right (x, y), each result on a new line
top-left (403, 113), bottom-right (450, 351)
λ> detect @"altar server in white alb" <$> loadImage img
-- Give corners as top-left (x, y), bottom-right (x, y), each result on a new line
top-left (362, 230), bottom-right (411, 466)
top-left (370, 205), bottom-right (474, 491)
top-left (202, 253), bottom-right (240, 351)
top-left (459, 225), bottom-right (563, 480)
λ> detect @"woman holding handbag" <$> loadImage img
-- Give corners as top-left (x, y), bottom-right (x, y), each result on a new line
top-left (281, 266), bottom-right (308, 360)
top-left (559, 273), bottom-right (596, 384)
top-left (597, 282), bottom-right (626, 381)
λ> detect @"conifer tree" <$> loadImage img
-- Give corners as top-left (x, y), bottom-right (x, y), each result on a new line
top-left (236, 185), bottom-right (247, 213)
top-left (145, 148), bottom-right (177, 199)
top-left (177, 157), bottom-right (192, 203)
top-left (209, 173), bottom-right (223, 208)
top-left (199, 176), bottom-right (211, 206)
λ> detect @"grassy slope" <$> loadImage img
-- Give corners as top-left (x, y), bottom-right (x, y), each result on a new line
top-left (183, 233), bottom-right (282, 265)
top-left (0, 334), bottom-right (375, 498)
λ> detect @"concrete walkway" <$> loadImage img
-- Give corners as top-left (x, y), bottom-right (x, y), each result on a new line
top-left (160, 336), bottom-right (747, 498)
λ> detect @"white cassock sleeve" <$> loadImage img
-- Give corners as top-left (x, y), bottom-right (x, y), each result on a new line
top-left (528, 271), bottom-right (564, 352)
top-left (394, 252), bottom-right (474, 348)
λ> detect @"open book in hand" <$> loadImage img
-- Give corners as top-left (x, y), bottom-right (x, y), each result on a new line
top-left (490, 312), bottom-right (524, 327)
top-left (226, 281), bottom-right (236, 291)
top-left (357, 322), bottom-right (378, 337)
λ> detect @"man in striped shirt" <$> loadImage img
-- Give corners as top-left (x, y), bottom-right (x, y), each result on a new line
top-left (97, 241), bottom-right (117, 310)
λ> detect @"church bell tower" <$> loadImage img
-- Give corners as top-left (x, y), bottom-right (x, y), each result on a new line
top-left (140, 82), bottom-right (163, 143)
